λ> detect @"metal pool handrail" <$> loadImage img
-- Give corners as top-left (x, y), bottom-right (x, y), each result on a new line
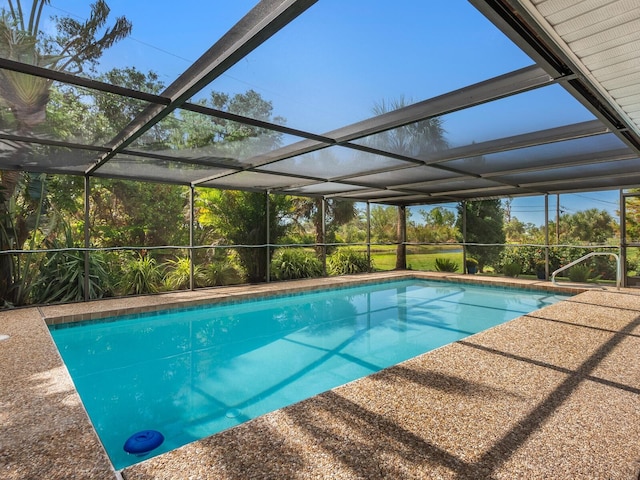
top-left (551, 252), bottom-right (621, 290)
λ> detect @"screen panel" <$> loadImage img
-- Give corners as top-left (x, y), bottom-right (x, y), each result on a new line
top-left (260, 146), bottom-right (410, 180)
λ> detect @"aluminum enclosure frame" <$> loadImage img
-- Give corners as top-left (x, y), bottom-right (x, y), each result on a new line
top-left (0, 0), bottom-right (638, 206)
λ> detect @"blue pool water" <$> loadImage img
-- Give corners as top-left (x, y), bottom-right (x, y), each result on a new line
top-left (49, 279), bottom-right (568, 469)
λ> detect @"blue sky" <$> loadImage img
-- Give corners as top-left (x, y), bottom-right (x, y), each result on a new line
top-left (0, 0), bottom-right (624, 223)
top-left (25, 0), bottom-right (547, 132)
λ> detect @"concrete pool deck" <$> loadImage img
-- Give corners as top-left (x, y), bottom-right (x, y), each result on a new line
top-left (1, 271), bottom-right (639, 479)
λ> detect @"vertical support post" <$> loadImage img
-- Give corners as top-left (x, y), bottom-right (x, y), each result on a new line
top-left (556, 193), bottom-right (560, 244)
top-left (544, 194), bottom-right (549, 280)
top-left (266, 191), bottom-right (271, 283)
top-left (620, 189), bottom-right (627, 287)
top-left (83, 175), bottom-right (90, 302)
top-left (395, 205), bottom-right (406, 270)
top-left (321, 197), bottom-right (327, 276)
top-left (189, 185), bottom-right (195, 291)
top-left (366, 202), bottom-right (371, 272)
top-left (462, 201), bottom-right (467, 274)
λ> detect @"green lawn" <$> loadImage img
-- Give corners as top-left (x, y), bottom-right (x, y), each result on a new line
top-left (367, 245), bottom-right (464, 273)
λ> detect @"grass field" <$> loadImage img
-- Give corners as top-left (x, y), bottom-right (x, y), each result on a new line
top-left (365, 245), bottom-right (464, 273)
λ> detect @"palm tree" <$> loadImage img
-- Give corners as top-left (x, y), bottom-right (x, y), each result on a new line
top-left (0, 0), bottom-right (132, 196)
top-left (292, 196), bottom-right (357, 256)
top-left (367, 97), bottom-right (449, 269)
top-left (370, 97), bottom-right (448, 156)
top-left (0, 1), bottom-right (131, 305)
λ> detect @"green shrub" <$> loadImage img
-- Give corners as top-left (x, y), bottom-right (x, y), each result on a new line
top-left (499, 246), bottom-right (618, 280)
top-left (499, 246), bottom-right (540, 275)
top-left (535, 260), bottom-right (547, 279)
top-left (590, 254), bottom-right (617, 280)
top-left (33, 250), bottom-right (112, 304)
top-left (503, 262), bottom-right (521, 277)
top-left (626, 257), bottom-right (639, 276)
top-left (204, 260), bottom-right (244, 286)
top-left (568, 264), bottom-right (591, 283)
top-left (327, 248), bottom-right (371, 275)
top-left (164, 257), bottom-right (206, 290)
top-left (119, 254), bottom-right (164, 295)
top-left (32, 224), bottom-right (112, 304)
top-left (271, 248), bottom-right (322, 280)
top-left (434, 257), bottom-right (459, 272)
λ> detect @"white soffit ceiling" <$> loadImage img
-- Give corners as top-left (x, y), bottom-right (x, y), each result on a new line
top-left (523, 0), bottom-right (640, 138)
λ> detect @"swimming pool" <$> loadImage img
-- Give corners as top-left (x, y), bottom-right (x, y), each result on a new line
top-left (49, 279), bottom-right (568, 469)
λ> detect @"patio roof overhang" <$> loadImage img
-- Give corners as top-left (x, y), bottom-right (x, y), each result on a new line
top-left (0, 0), bottom-right (638, 206)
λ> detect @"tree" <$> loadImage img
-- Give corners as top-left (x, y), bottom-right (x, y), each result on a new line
top-left (171, 89), bottom-right (284, 154)
top-left (89, 179), bottom-right (189, 248)
top-left (0, 1), bottom-right (131, 305)
top-left (0, 0), bottom-right (131, 195)
top-left (504, 217), bottom-right (544, 244)
top-left (561, 208), bottom-right (616, 244)
top-left (370, 97), bottom-right (448, 156)
top-left (197, 190), bottom-right (292, 283)
top-left (411, 206), bottom-right (458, 243)
top-left (370, 205), bottom-right (397, 242)
top-left (624, 191), bottom-right (640, 243)
top-left (336, 208), bottom-right (367, 244)
top-left (95, 67), bottom-right (169, 141)
top-left (367, 97), bottom-right (449, 268)
top-left (291, 197), bottom-right (357, 256)
top-left (175, 88), bottom-right (291, 282)
top-left (80, 68), bottom-right (188, 248)
top-left (457, 199), bottom-right (505, 272)
top-left (287, 149), bottom-right (358, 255)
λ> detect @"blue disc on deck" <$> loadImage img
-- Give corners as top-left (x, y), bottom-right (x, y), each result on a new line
top-left (124, 430), bottom-right (164, 455)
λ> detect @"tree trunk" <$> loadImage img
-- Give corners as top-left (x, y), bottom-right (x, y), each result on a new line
top-left (395, 205), bottom-right (406, 270)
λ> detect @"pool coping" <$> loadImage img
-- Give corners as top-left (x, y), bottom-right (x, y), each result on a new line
top-left (3, 271), bottom-right (638, 479)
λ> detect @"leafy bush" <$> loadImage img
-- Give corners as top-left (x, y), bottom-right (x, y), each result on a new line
top-left (590, 254), bottom-right (618, 280)
top-left (499, 246), bottom-right (619, 280)
top-left (203, 260), bottom-right (244, 286)
top-left (503, 262), bottom-right (521, 277)
top-left (119, 254), bottom-right (164, 295)
top-left (535, 260), bottom-right (547, 279)
top-left (626, 257), bottom-right (639, 276)
top-left (32, 224), bottom-right (112, 304)
top-left (499, 246), bottom-right (541, 275)
top-left (568, 264), bottom-right (591, 283)
top-left (327, 248), bottom-right (371, 275)
top-left (164, 257), bottom-right (206, 290)
top-left (457, 199), bottom-right (505, 271)
top-left (434, 257), bottom-right (459, 272)
top-left (271, 248), bottom-right (322, 280)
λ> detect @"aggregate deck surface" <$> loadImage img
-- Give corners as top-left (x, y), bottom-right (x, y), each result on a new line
top-left (1, 272), bottom-right (639, 479)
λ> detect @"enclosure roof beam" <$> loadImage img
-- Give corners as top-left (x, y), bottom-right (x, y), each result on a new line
top-left (481, 149), bottom-right (638, 178)
top-left (181, 102), bottom-right (336, 145)
top-left (416, 120), bottom-right (610, 165)
top-left (0, 58), bottom-right (171, 105)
